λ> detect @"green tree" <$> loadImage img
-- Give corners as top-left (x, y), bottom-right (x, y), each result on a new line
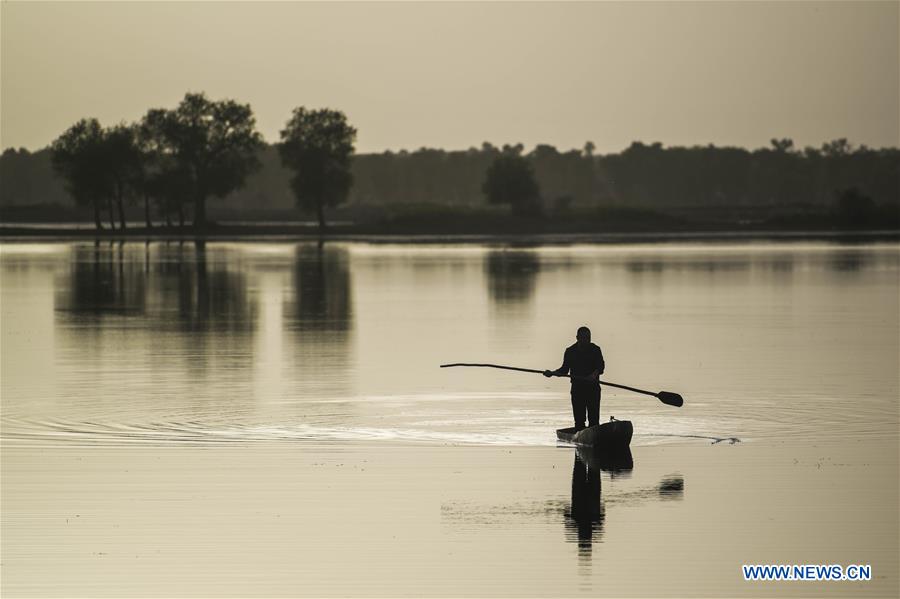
top-left (482, 153), bottom-right (542, 216)
top-left (278, 107), bottom-right (357, 231)
top-left (155, 93), bottom-right (263, 229)
top-left (50, 119), bottom-right (111, 230)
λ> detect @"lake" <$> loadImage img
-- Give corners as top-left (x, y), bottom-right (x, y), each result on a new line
top-left (2, 239), bottom-right (898, 596)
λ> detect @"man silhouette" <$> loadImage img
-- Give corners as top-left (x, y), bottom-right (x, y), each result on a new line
top-left (544, 326), bottom-right (605, 430)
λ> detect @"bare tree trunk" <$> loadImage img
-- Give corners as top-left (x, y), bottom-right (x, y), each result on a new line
top-left (317, 201), bottom-right (327, 234)
top-left (117, 194), bottom-right (127, 230)
top-left (116, 182), bottom-right (127, 230)
top-left (194, 193), bottom-right (207, 230)
top-left (107, 197), bottom-right (116, 230)
top-left (93, 200), bottom-right (104, 231)
top-left (144, 194), bottom-right (153, 229)
top-left (115, 180), bottom-right (125, 231)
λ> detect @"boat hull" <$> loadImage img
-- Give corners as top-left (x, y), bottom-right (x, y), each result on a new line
top-left (556, 420), bottom-right (633, 450)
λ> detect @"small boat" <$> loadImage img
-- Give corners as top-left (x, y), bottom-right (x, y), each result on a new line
top-left (557, 419), bottom-right (633, 450)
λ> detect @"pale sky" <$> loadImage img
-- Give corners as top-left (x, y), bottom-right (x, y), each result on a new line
top-left (1, 1), bottom-right (898, 154)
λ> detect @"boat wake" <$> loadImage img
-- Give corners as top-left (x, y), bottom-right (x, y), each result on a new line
top-left (0, 416), bottom-right (560, 447)
top-left (1, 392), bottom-right (747, 448)
top-left (641, 433), bottom-right (741, 445)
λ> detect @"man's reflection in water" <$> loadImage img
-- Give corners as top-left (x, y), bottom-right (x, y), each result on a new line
top-left (564, 448), bottom-right (633, 556)
top-left (563, 447), bottom-right (685, 579)
top-left (566, 452), bottom-right (605, 553)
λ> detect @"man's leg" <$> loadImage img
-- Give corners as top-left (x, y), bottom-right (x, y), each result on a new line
top-left (571, 392), bottom-right (586, 429)
top-left (586, 387), bottom-right (601, 427)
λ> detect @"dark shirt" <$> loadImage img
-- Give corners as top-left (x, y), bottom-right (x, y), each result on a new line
top-left (556, 342), bottom-right (605, 389)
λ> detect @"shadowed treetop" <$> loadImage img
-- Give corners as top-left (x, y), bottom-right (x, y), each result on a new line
top-left (50, 118), bottom-right (108, 208)
top-left (279, 107), bottom-right (357, 230)
top-left (148, 93), bottom-right (264, 228)
top-left (482, 152), bottom-right (542, 216)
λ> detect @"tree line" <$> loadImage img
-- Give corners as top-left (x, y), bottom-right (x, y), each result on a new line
top-left (1, 92), bottom-right (897, 229)
top-left (42, 92), bottom-right (356, 231)
top-left (349, 140), bottom-right (898, 220)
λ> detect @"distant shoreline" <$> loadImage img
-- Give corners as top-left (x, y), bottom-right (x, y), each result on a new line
top-left (1, 223), bottom-right (898, 245)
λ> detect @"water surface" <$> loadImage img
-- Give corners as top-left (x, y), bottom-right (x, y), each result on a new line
top-left (2, 240), bottom-right (897, 596)
top-left (2, 240), bottom-right (897, 446)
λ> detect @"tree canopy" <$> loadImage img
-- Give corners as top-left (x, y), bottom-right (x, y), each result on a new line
top-left (51, 118), bottom-right (141, 229)
top-left (136, 109), bottom-right (194, 227)
top-left (279, 107), bottom-right (357, 230)
top-left (482, 153), bottom-right (542, 216)
top-left (101, 124), bottom-right (143, 229)
top-left (153, 93), bottom-right (264, 228)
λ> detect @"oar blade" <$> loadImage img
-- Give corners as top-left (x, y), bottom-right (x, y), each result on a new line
top-left (657, 391), bottom-right (684, 407)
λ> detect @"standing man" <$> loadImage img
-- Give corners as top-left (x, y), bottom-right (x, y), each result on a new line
top-left (544, 326), bottom-right (605, 430)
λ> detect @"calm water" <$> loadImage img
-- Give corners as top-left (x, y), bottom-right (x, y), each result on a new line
top-left (2, 240), bottom-right (897, 446)
top-left (2, 240), bottom-right (898, 596)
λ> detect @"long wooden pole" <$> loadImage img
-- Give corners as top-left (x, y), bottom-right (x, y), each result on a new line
top-left (439, 362), bottom-right (684, 407)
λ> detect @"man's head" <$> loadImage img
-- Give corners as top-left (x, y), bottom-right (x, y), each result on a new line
top-left (576, 326), bottom-right (591, 348)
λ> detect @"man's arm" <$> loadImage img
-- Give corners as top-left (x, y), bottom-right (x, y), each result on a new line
top-left (587, 347), bottom-right (605, 382)
top-left (543, 349), bottom-right (570, 378)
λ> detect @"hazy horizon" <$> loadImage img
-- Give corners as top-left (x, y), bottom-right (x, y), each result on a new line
top-left (2, 1), bottom-right (898, 154)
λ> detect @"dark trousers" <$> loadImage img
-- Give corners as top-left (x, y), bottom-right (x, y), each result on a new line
top-left (571, 386), bottom-right (601, 428)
